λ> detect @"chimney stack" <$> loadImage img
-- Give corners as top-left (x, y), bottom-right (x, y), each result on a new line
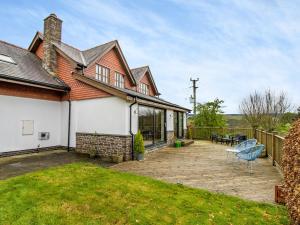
top-left (43, 13), bottom-right (62, 75)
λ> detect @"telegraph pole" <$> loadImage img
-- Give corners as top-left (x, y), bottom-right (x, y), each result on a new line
top-left (190, 78), bottom-right (199, 115)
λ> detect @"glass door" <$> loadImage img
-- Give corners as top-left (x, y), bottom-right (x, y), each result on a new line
top-left (138, 106), bottom-right (154, 146)
top-left (174, 111), bottom-right (178, 138)
top-left (154, 109), bottom-right (165, 143)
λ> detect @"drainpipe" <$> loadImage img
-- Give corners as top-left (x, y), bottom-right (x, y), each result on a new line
top-left (129, 97), bottom-right (137, 160)
top-left (67, 100), bottom-right (71, 152)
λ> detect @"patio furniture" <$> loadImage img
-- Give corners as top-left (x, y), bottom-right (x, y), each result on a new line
top-left (221, 134), bottom-right (232, 145)
top-left (236, 144), bottom-right (264, 174)
top-left (231, 134), bottom-right (247, 145)
top-left (211, 133), bottom-right (222, 143)
top-left (225, 139), bottom-right (257, 159)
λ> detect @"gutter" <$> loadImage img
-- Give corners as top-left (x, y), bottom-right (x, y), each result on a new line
top-left (0, 73), bottom-right (70, 92)
top-left (129, 97), bottom-right (137, 160)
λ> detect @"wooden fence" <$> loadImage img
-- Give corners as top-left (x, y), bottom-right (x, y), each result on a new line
top-left (255, 130), bottom-right (284, 169)
top-left (192, 127), bottom-right (285, 170)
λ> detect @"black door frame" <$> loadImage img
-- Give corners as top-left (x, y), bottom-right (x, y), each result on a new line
top-left (138, 105), bottom-right (166, 147)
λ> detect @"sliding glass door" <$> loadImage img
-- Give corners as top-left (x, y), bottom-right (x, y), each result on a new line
top-left (138, 105), bottom-right (166, 146)
top-left (173, 111), bottom-right (178, 138)
top-left (174, 111), bottom-right (184, 139)
top-left (138, 106), bottom-right (154, 146)
top-left (154, 109), bottom-right (165, 143)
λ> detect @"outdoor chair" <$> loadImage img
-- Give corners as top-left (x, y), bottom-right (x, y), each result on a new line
top-left (236, 144), bottom-right (264, 174)
top-left (211, 134), bottom-right (222, 143)
top-left (225, 139), bottom-right (257, 159)
top-left (221, 134), bottom-right (232, 145)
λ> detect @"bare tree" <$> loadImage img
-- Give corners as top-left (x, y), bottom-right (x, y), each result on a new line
top-left (239, 89), bottom-right (292, 131)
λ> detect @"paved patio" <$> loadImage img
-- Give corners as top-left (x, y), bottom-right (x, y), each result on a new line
top-left (113, 141), bottom-right (283, 203)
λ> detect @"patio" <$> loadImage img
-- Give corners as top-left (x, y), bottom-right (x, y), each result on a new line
top-left (113, 141), bottom-right (283, 203)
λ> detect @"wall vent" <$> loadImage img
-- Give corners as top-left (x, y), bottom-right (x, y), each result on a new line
top-left (38, 132), bottom-right (50, 140)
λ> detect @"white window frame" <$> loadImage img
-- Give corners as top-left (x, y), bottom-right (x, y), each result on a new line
top-left (114, 72), bottom-right (125, 88)
top-left (95, 64), bottom-right (109, 83)
top-left (139, 83), bottom-right (149, 95)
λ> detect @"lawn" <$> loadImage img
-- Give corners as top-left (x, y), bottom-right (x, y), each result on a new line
top-left (0, 163), bottom-right (288, 225)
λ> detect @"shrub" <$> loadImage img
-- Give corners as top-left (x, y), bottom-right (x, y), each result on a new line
top-left (282, 118), bottom-right (300, 224)
top-left (134, 130), bottom-right (145, 154)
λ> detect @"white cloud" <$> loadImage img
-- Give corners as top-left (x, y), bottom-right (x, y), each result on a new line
top-left (1, 0), bottom-right (299, 113)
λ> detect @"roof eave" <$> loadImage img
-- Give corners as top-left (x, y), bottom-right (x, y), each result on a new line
top-left (0, 74), bottom-right (70, 92)
top-left (28, 32), bottom-right (43, 52)
top-left (74, 74), bottom-right (189, 112)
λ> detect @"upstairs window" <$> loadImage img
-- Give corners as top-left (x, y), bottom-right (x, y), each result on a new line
top-left (95, 64), bottom-right (109, 83)
top-left (139, 83), bottom-right (149, 95)
top-left (0, 54), bottom-right (16, 64)
top-left (114, 72), bottom-right (124, 88)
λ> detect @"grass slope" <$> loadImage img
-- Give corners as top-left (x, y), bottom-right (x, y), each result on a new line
top-left (0, 163), bottom-right (288, 224)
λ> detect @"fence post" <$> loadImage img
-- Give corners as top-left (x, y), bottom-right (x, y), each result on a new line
top-left (272, 132), bottom-right (277, 166)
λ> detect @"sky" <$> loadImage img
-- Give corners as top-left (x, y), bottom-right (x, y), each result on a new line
top-left (1, 0), bottom-right (299, 113)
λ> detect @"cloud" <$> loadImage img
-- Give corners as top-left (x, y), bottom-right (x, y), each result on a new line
top-left (0, 0), bottom-right (299, 113)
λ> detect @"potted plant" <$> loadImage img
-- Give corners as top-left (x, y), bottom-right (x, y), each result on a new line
top-left (174, 139), bottom-right (181, 148)
top-left (134, 130), bottom-right (145, 161)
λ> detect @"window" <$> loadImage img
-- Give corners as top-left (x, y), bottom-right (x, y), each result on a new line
top-left (95, 64), bottom-right (109, 83)
top-left (139, 83), bottom-right (149, 95)
top-left (114, 72), bottom-right (124, 88)
top-left (0, 54), bottom-right (16, 64)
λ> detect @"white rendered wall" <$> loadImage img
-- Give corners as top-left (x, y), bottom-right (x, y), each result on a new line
top-left (130, 103), bottom-right (138, 134)
top-left (0, 95), bottom-right (68, 152)
top-left (166, 110), bottom-right (174, 131)
top-left (69, 97), bottom-right (132, 147)
top-left (183, 113), bottom-right (187, 129)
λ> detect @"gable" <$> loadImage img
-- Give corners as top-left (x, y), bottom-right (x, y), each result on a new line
top-left (35, 41), bottom-right (44, 60)
top-left (139, 71), bottom-right (156, 96)
top-left (84, 47), bottom-right (135, 89)
top-left (56, 53), bottom-right (112, 100)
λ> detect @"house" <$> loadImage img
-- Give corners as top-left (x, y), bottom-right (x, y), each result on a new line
top-left (0, 13), bottom-right (189, 160)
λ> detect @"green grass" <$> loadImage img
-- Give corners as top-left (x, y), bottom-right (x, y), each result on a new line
top-left (0, 163), bottom-right (288, 225)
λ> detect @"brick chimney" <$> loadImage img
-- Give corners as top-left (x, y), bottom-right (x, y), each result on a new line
top-left (43, 13), bottom-right (62, 75)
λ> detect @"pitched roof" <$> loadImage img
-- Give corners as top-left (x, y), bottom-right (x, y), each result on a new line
top-left (0, 40), bottom-right (68, 91)
top-left (131, 66), bottom-right (159, 95)
top-left (52, 41), bottom-right (85, 65)
top-left (74, 73), bottom-right (190, 112)
top-left (131, 66), bottom-right (148, 81)
top-left (82, 40), bottom-right (116, 65)
top-left (29, 33), bottom-right (136, 85)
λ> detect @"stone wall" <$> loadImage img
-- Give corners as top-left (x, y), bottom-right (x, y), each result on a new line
top-left (76, 132), bottom-right (132, 161)
top-left (167, 131), bottom-right (175, 146)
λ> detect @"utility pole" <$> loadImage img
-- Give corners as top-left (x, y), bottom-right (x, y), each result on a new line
top-left (190, 78), bottom-right (199, 115)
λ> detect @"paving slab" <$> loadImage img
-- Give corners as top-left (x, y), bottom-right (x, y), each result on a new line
top-left (113, 141), bottom-right (283, 203)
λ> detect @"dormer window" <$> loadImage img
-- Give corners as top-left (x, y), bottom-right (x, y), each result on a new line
top-left (96, 64), bottom-right (109, 83)
top-left (139, 83), bottom-right (149, 95)
top-left (114, 72), bottom-right (124, 88)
